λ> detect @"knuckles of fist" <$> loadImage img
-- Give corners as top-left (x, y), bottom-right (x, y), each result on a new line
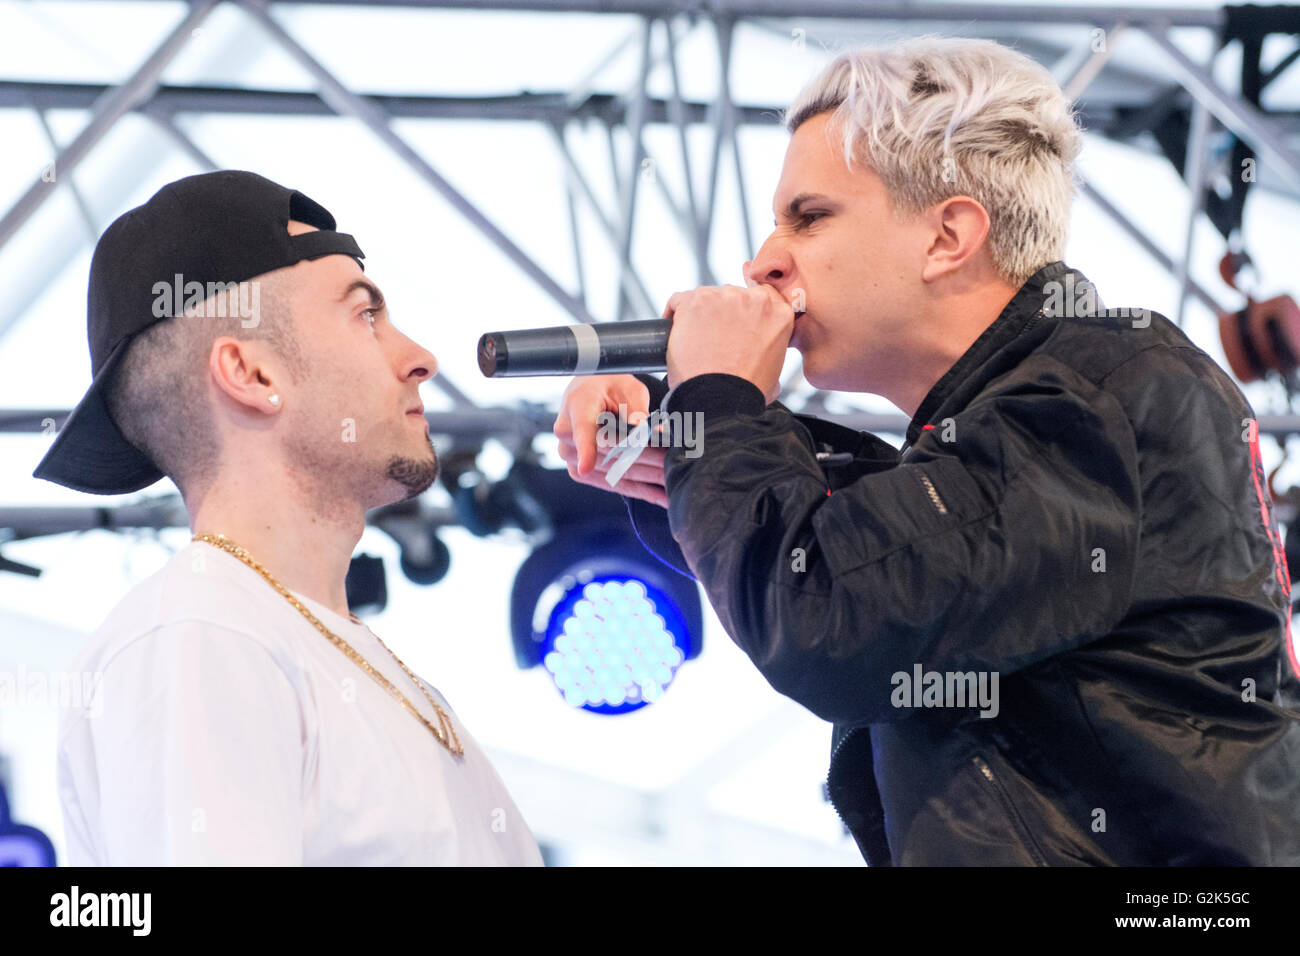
top-left (665, 283), bottom-right (793, 328)
top-left (664, 283), bottom-right (794, 393)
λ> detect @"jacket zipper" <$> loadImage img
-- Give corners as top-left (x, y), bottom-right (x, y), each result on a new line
top-left (970, 754), bottom-right (1048, 866)
top-left (828, 304), bottom-right (1048, 859)
top-left (916, 471), bottom-right (948, 515)
top-left (826, 725), bottom-right (869, 834)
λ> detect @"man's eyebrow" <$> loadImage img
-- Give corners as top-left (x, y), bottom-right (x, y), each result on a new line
top-left (338, 279), bottom-right (385, 310)
top-left (774, 192), bottom-right (833, 223)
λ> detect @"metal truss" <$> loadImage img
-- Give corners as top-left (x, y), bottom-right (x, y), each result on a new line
top-left (2, 0), bottom-right (1300, 531)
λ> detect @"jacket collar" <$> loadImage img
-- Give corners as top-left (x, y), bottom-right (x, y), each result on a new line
top-left (903, 260), bottom-right (1089, 450)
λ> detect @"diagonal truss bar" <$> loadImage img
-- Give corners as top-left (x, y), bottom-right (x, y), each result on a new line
top-left (1142, 25), bottom-right (1300, 183)
top-left (237, 0), bottom-right (597, 343)
top-left (0, 0), bottom-right (219, 252)
top-left (697, 17), bottom-right (732, 279)
top-left (141, 107), bottom-right (221, 171)
top-left (641, 143), bottom-right (704, 275)
top-left (565, 22), bottom-right (644, 111)
top-left (1176, 94), bottom-right (1214, 328)
top-left (32, 110), bottom-right (98, 243)
top-left (713, 17), bottom-right (753, 265)
top-left (1264, 43), bottom-right (1300, 89)
top-left (1055, 26), bottom-right (1226, 327)
top-left (561, 145), bottom-right (588, 311)
top-left (598, 14), bottom-right (716, 286)
top-left (547, 121), bottom-right (658, 318)
top-left (1057, 22), bottom-right (1128, 102)
top-left (1078, 178), bottom-right (1224, 315)
top-left (613, 17), bottom-right (654, 321)
top-left (662, 14), bottom-right (706, 281)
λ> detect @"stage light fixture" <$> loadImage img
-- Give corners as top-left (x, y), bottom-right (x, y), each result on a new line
top-left (510, 523), bottom-right (703, 715)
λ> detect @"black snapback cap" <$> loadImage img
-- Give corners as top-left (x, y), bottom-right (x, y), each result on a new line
top-left (32, 170), bottom-right (365, 495)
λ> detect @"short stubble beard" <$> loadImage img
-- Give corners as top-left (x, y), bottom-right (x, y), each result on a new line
top-left (385, 435), bottom-right (439, 500)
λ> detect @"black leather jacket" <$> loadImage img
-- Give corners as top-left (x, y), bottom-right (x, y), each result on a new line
top-left (621, 261), bottom-right (1300, 865)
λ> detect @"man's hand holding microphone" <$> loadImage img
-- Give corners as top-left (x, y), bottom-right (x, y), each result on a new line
top-left (549, 263), bottom-right (796, 509)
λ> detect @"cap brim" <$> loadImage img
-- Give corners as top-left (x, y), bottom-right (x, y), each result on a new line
top-left (32, 337), bottom-right (165, 495)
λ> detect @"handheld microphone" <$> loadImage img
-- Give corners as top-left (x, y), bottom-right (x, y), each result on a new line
top-left (477, 319), bottom-right (670, 377)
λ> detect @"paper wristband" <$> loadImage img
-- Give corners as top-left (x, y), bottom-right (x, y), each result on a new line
top-left (602, 418), bottom-right (652, 487)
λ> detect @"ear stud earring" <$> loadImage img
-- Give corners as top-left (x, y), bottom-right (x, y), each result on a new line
top-left (268, 394), bottom-right (281, 407)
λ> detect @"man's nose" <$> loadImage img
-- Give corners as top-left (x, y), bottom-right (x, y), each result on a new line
top-left (746, 239), bottom-right (790, 287)
top-left (405, 338), bottom-right (438, 381)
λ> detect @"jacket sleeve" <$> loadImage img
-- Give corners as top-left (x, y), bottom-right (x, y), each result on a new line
top-left (660, 371), bottom-right (1142, 726)
top-left (617, 373), bottom-right (898, 580)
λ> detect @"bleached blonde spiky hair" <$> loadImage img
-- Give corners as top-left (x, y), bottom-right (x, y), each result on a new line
top-left (782, 36), bottom-right (1082, 286)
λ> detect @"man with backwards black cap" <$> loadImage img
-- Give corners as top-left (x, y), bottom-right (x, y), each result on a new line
top-left (35, 170), bottom-right (543, 865)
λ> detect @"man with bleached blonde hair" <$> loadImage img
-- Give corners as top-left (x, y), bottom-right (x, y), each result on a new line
top-left (553, 36), bottom-right (1300, 865)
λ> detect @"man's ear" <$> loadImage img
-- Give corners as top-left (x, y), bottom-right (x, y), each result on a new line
top-left (920, 196), bottom-right (991, 282)
top-left (208, 337), bottom-right (280, 414)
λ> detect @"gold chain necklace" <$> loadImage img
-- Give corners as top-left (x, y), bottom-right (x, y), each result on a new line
top-left (192, 532), bottom-right (463, 758)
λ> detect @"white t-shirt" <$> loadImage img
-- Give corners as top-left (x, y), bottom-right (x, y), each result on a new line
top-left (57, 539), bottom-right (544, 866)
